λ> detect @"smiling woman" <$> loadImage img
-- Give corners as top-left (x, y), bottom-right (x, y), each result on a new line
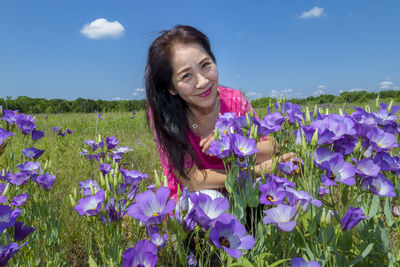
top-left (145, 25), bottom-right (294, 201)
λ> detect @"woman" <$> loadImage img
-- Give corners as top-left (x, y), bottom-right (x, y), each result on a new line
top-left (146, 25), bottom-right (294, 202)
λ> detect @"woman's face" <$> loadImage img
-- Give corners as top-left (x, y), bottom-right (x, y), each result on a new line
top-left (169, 43), bottom-right (219, 113)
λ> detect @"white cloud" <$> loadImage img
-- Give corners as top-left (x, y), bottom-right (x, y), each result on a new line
top-left (318, 85), bottom-right (326, 89)
top-left (313, 89), bottom-right (324, 96)
top-left (270, 90), bottom-right (280, 98)
top-left (132, 88), bottom-right (145, 96)
top-left (247, 92), bottom-right (262, 99)
top-left (113, 97), bottom-right (122, 101)
top-left (268, 88), bottom-right (299, 99)
top-left (299, 6), bottom-right (326, 19)
top-left (283, 88), bottom-right (293, 94)
top-left (349, 88), bottom-right (365, 92)
top-left (379, 81), bottom-right (394, 89)
top-left (81, 18), bottom-right (125, 40)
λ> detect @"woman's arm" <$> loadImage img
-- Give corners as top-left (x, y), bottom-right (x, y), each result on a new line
top-left (173, 167), bottom-right (226, 192)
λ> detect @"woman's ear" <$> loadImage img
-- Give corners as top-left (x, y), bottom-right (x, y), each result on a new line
top-left (168, 88), bottom-right (178, 96)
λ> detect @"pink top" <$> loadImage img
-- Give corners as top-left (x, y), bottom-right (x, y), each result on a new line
top-left (153, 86), bottom-right (258, 202)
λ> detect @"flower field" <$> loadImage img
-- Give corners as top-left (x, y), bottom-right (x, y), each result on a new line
top-left (0, 99), bottom-right (399, 266)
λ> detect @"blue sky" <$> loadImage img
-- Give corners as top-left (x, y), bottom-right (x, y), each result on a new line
top-left (0, 0), bottom-right (399, 101)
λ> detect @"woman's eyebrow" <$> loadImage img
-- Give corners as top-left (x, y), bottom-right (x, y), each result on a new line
top-left (198, 57), bottom-right (210, 65)
top-left (176, 66), bottom-right (190, 76)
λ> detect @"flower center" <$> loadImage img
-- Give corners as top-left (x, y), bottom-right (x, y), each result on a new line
top-left (152, 213), bottom-right (159, 217)
top-left (267, 195), bottom-right (274, 202)
top-left (219, 237), bottom-right (230, 248)
top-left (378, 143), bottom-right (382, 147)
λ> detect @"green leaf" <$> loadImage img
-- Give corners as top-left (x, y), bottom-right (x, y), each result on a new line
top-left (375, 219), bottom-right (389, 253)
top-left (338, 231), bottom-right (353, 251)
top-left (227, 257), bottom-right (254, 267)
top-left (88, 255), bottom-right (98, 267)
top-left (384, 197), bottom-right (394, 227)
top-left (368, 195), bottom-right (380, 217)
top-left (349, 243), bottom-right (374, 265)
top-left (267, 259), bottom-right (288, 267)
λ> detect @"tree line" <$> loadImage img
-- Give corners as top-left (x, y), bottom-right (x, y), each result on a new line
top-left (1, 90), bottom-right (399, 114)
top-left (250, 90), bottom-right (400, 108)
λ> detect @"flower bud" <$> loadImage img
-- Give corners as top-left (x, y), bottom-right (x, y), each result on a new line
top-left (320, 208), bottom-right (332, 226)
top-left (99, 173), bottom-right (105, 187)
top-left (113, 173), bottom-right (119, 188)
top-left (214, 127), bottom-right (219, 140)
top-left (375, 94), bottom-right (380, 110)
top-left (2, 183), bottom-right (10, 197)
top-left (118, 172), bottom-right (123, 184)
top-left (246, 114), bottom-right (251, 129)
top-left (163, 174), bottom-right (168, 187)
top-left (313, 104), bottom-right (318, 119)
top-left (69, 194), bottom-right (76, 207)
top-left (311, 129), bottom-right (319, 147)
top-left (354, 140), bottom-right (362, 152)
top-left (73, 187), bottom-right (77, 200)
top-left (154, 170), bottom-right (161, 188)
top-left (177, 185), bottom-right (182, 199)
top-left (339, 108), bottom-right (344, 116)
top-left (393, 204), bottom-right (400, 217)
top-left (325, 108), bottom-right (329, 115)
top-left (388, 99), bottom-right (393, 113)
top-left (305, 107), bottom-right (311, 125)
top-left (0, 105), bottom-right (2, 116)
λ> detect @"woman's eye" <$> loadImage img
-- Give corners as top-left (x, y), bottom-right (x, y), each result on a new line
top-left (202, 62), bottom-right (211, 68)
top-left (181, 73), bottom-right (191, 81)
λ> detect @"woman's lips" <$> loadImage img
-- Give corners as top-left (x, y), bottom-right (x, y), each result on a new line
top-left (197, 87), bottom-right (212, 97)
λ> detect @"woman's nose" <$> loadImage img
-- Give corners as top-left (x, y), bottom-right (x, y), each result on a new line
top-left (196, 73), bottom-right (209, 89)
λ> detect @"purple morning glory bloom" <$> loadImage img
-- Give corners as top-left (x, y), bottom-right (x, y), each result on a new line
top-left (0, 205), bottom-right (21, 233)
top-left (321, 155), bottom-right (356, 187)
top-left (340, 206), bottom-right (367, 230)
top-left (110, 152), bottom-right (122, 163)
top-left (6, 172), bottom-right (30, 186)
top-left (120, 168), bottom-right (148, 185)
top-left (210, 213), bottom-right (255, 258)
top-left (259, 180), bottom-right (286, 206)
top-left (126, 187), bottom-right (175, 225)
top-left (365, 174), bottom-right (396, 197)
top-left (73, 190), bottom-right (105, 216)
top-left (66, 129), bottom-right (74, 134)
top-left (99, 163), bottom-right (112, 175)
top-left (1, 110), bottom-right (18, 126)
top-left (366, 127), bottom-right (398, 152)
top-left (97, 113), bottom-right (103, 120)
top-left (259, 112), bottom-right (286, 136)
top-left (231, 134), bottom-right (258, 157)
top-left (10, 193), bottom-right (29, 207)
top-left (373, 152), bottom-right (400, 172)
top-left (189, 192), bottom-right (229, 229)
top-left (207, 135), bottom-right (232, 158)
top-left (0, 184), bottom-right (7, 203)
top-left (102, 198), bottom-right (127, 222)
top-left (267, 174), bottom-right (295, 188)
top-left (17, 161), bottom-right (40, 175)
top-left (215, 118), bottom-right (235, 136)
top-left (278, 161), bottom-right (298, 175)
top-left (122, 239), bottom-right (158, 267)
top-left (291, 257), bottom-right (321, 267)
top-left (263, 204), bottom-right (297, 232)
top-left (114, 146), bottom-right (132, 154)
top-left (127, 184), bottom-right (139, 201)
top-left (16, 114), bottom-right (37, 135)
top-left (0, 128), bottom-right (14, 146)
top-left (372, 103), bottom-right (398, 126)
top-left (22, 147), bottom-right (45, 159)
top-left (106, 136), bottom-right (119, 149)
top-left (52, 127), bottom-right (60, 132)
top-left (31, 130), bottom-right (44, 141)
top-left (79, 179), bottom-right (102, 197)
top-left (14, 221), bottom-right (36, 241)
top-left (35, 173), bottom-right (56, 190)
top-left (0, 241), bottom-right (28, 266)
top-left (286, 188), bottom-right (322, 211)
top-left (356, 159), bottom-right (380, 178)
top-left (333, 136), bottom-right (357, 155)
top-left (150, 231), bottom-right (168, 248)
top-left (187, 252), bottom-right (197, 266)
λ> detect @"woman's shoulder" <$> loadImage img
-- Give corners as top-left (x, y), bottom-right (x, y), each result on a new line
top-left (218, 85), bottom-right (249, 114)
top-left (218, 85), bottom-right (244, 99)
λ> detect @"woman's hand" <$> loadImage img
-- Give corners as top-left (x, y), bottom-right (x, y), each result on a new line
top-left (255, 152), bottom-right (296, 175)
top-left (199, 133), bottom-right (215, 154)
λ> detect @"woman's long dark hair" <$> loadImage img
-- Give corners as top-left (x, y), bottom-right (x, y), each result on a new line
top-left (145, 25), bottom-right (216, 180)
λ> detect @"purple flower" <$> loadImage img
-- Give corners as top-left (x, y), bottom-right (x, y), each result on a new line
top-left (259, 180), bottom-right (286, 206)
top-left (366, 127), bottom-right (398, 152)
top-left (22, 147), bottom-right (45, 159)
top-left (106, 136), bottom-right (119, 149)
top-left (10, 193), bottom-right (29, 206)
top-left (102, 198), bottom-right (127, 222)
top-left (97, 113), bottom-right (103, 120)
top-left (278, 161), bottom-right (298, 175)
top-left (79, 179), bottom-right (102, 196)
top-left (263, 204), bottom-right (297, 232)
top-left (1, 110), bottom-right (18, 126)
top-left (210, 213), bottom-right (255, 258)
top-left (99, 163), bottom-right (112, 175)
top-left (110, 152), bottom-right (122, 163)
top-left (356, 159), bottom-right (380, 178)
top-left (73, 190), bottom-right (105, 216)
top-left (259, 112), bottom-right (286, 136)
top-left (215, 118), bottom-right (235, 136)
top-left (231, 134), bottom-right (258, 157)
top-left (150, 231), bottom-right (168, 248)
top-left (321, 155), bottom-right (356, 187)
top-left (207, 135), bottom-right (232, 158)
top-left (0, 241), bottom-right (28, 266)
top-left (340, 206), bottom-right (367, 230)
top-left (120, 168), bottom-right (148, 185)
top-left (0, 205), bottom-right (21, 233)
top-left (31, 130), bottom-right (44, 141)
top-left (16, 114), bottom-right (37, 135)
top-left (14, 221), bottom-right (36, 241)
top-left (187, 252), bottom-right (197, 266)
top-left (333, 136), bottom-right (357, 155)
top-left (291, 257), bottom-right (321, 267)
top-left (17, 161), bottom-right (40, 175)
top-left (286, 188), bottom-right (322, 211)
top-left (122, 239), bottom-right (158, 267)
top-left (114, 146), bottom-right (132, 154)
top-left (313, 148), bottom-right (341, 170)
top-left (6, 172), bottom-right (30, 185)
top-left (35, 173), bottom-right (56, 190)
top-left (66, 129), bottom-right (74, 134)
top-left (318, 186), bottom-right (330, 197)
top-left (126, 187), bottom-right (175, 225)
top-left (0, 128), bottom-right (14, 146)
top-left (373, 152), bottom-right (400, 172)
top-left (189, 192), bottom-right (229, 229)
top-left (267, 174), bottom-right (295, 188)
top-left (366, 174), bottom-right (396, 197)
